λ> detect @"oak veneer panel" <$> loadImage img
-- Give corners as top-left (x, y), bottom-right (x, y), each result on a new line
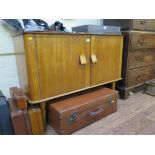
top-left (90, 36), bottom-right (123, 86)
top-left (35, 34), bottom-right (90, 99)
top-left (23, 34), bottom-right (40, 101)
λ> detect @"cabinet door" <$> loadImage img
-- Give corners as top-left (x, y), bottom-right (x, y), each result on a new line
top-left (91, 36), bottom-right (123, 86)
top-left (35, 34), bottom-right (90, 99)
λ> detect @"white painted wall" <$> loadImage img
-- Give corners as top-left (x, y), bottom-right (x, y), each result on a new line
top-left (45, 19), bottom-right (103, 31)
top-left (0, 20), bottom-right (20, 97)
top-left (0, 19), bottom-right (102, 97)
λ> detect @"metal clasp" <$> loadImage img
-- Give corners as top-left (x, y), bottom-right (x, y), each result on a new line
top-left (108, 96), bottom-right (115, 106)
top-left (68, 112), bottom-right (78, 125)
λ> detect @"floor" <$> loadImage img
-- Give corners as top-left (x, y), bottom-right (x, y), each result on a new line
top-left (45, 92), bottom-right (155, 135)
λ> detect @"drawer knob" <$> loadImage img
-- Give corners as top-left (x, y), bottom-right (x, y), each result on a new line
top-left (136, 56), bottom-right (143, 61)
top-left (136, 75), bottom-right (143, 81)
top-left (139, 40), bottom-right (145, 46)
top-left (140, 20), bottom-right (146, 25)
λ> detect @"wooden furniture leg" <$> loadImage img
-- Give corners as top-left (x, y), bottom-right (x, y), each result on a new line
top-left (112, 82), bottom-right (116, 90)
top-left (39, 102), bottom-right (46, 129)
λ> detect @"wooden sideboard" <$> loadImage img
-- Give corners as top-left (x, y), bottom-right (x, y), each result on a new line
top-left (13, 32), bottom-right (123, 103)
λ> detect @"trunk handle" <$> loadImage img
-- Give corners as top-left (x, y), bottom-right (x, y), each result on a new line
top-left (90, 105), bottom-right (103, 116)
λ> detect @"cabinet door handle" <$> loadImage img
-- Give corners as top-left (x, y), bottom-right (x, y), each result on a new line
top-left (79, 55), bottom-right (87, 65)
top-left (136, 56), bottom-right (143, 61)
top-left (91, 54), bottom-right (97, 64)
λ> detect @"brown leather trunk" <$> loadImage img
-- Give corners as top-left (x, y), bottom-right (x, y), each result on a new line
top-left (28, 106), bottom-right (44, 135)
top-left (48, 88), bottom-right (118, 134)
top-left (9, 98), bottom-right (32, 135)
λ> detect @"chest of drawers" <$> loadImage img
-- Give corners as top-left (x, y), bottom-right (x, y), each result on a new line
top-left (117, 31), bottom-right (155, 99)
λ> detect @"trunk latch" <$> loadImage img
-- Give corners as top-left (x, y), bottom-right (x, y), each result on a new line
top-left (68, 112), bottom-right (78, 125)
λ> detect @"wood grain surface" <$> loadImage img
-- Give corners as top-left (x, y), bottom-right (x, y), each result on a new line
top-left (91, 35), bottom-right (123, 85)
top-left (35, 34), bottom-right (91, 99)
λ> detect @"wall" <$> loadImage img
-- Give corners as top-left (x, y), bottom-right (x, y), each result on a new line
top-left (0, 19), bottom-right (102, 97)
top-left (0, 20), bottom-right (20, 97)
top-left (45, 19), bottom-right (103, 31)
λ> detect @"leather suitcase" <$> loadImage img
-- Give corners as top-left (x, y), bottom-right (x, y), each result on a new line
top-left (9, 98), bottom-right (32, 135)
top-left (28, 106), bottom-right (44, 135)
top-left (48, 88), bottom-right (118, 134)
top-left (10, 87), bottom-right (27, 110)
top-left (104, 19), bottom-right (155, 31)
top-left (0, 91), bottom-right (14, 135)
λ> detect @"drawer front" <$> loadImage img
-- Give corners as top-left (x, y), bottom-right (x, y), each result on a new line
top-left (129, 49), bottom-right (155, 69)
top-left (133, 19), bottom-right (155, 31)
top-left (128, 65), bottom-right (155, 87)
top-left (131, 33), bottom-right (155, 50)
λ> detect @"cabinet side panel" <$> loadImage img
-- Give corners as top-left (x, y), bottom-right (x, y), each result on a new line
top-left (13, 35), bottom-right (28, 94)
top-left (23, 34), bottom-right (40, 101)
top-left (118, 36), bottom-right (123, 79)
